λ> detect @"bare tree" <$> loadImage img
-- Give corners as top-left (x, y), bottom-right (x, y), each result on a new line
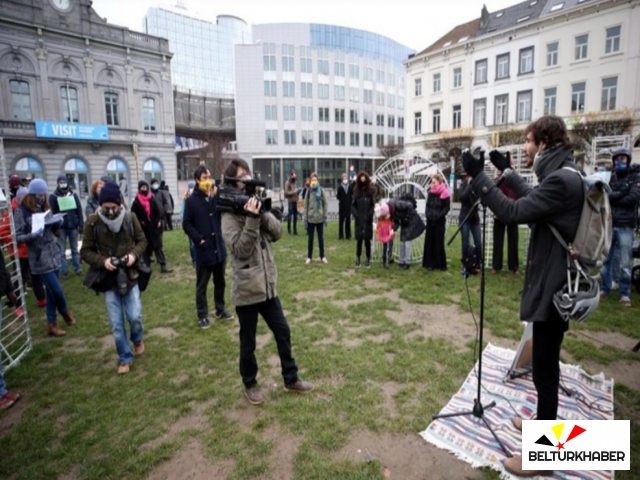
top-left (198, 131), bottom-right (232, 177)
top-left (378, 143), bottom-right (404, 160)
top-left (435, 129), bottom-right (474, 175)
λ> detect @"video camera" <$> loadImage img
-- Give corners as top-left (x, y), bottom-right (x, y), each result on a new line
top-left (110, 256), bottom-right (130, 268)
top-left (216, 177), bottom-right (273, 217)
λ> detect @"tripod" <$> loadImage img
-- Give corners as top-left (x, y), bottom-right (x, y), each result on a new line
top-left (433, 197), bottom-right (511, 457)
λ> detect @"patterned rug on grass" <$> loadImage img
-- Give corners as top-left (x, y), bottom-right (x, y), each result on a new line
top-left (420, 344), bottom-right (614, 480)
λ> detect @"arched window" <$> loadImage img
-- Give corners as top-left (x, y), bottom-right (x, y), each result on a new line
top-left (143, 159), bottom-right (163, 183)
top-left (14, 156), bottom-right (43, 181)
top-left (106, 158), bottom-right (129, 201)
top-left (64, 158), bottom-right (89, 199)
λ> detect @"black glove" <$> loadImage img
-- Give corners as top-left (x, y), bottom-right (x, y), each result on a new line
top-left (462, 150), bottom-right (485, 179)
top-left (489, 150), bottom-right (511, 172)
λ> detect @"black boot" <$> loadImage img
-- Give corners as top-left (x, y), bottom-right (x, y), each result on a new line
top-left (287, 219), bottom-right (292, 235)
top-left (365, 258), bottom-right (371, 269)
top-left (161, 264), bottom-right (173, 273)
top-left (355, 257), bottom-right (361, 269)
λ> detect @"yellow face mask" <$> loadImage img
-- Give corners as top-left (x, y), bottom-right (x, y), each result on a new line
top-left (199, 179), bottom-right (212, 193)
top-left (310, 180), bottom-right (318, 188)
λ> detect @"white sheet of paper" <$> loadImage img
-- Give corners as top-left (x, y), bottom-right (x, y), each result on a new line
top-left (31, 212), bottom-right (46, 233)
top-left (0, 189), bottom-right (6, 202)
top-left (45, 213), bottom-right (65, 225)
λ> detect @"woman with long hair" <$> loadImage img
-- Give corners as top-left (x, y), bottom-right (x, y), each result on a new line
top-left (422, 174), bottom-right (450, 270)
top-left (85, 179), bottom-right (104, 217)
top-left (14, 179), bottom-right (77, 336)
top-left (352, 171), bottom-right (375, 268)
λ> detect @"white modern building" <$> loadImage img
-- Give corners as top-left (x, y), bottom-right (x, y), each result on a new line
top-left (234, 23), bottom-right (415, 190)
top-left (406, 0), bottom-right (640, 160)
top-left (143, 3), bottom-right (251, 97)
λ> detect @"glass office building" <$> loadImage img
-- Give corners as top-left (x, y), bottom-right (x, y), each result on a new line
top-left (144, 6), bottom-right (251, 96)
top-left (235, 23), bottom-right (415, 191)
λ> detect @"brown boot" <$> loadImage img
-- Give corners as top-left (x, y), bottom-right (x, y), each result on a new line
top-left (62, 312), bottom-right (76, 325)
top-left (47, 323), bottom-right (66, 337)
top-left (503, 455), bottom-right (552, 477)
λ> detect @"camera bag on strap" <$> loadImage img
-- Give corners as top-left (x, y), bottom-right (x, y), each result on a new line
top-left (83, 221), bottom-right (125, 293)
top-left (548, 167), bottom-right (612, 271)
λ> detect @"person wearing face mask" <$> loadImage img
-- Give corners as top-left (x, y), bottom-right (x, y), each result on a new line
top-left (131, 180), bottom-right (172, 273)
top-left (284, 170), bottom-right (300, 235)
top-left (336, 173), bottom-right (353, 240)
top-left (81, 182), bottom-right (148, 374)
top-left (8, 175), bottom-right (23, 200)
top-left (462, 116), bottom-right (585, 477)
top-left (159, 181), bottom-right (174, 231)
top-left (14, 179), bottom-right (77, 337)
top-left (220, 159), bottom-right (313, 405)
top-left (183, 165), bottom-right (233, 329)
top-left (49, 174), bottom-right (84, 278)
top-left (149, 179), bottom-right (169, 228)
top-left (600, 148), bottom-right (640, 307)
top-left (303, 173), bottom-right (328, 264)
top-left (352, 171), bottom-right (375, 268)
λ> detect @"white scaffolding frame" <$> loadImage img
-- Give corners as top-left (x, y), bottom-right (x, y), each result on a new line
top-left (0, 137), bottom-right (32, 375)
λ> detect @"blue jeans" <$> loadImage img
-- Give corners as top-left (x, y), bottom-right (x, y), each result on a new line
top-left (40, 270), bottom-right (68, 324)
top-left (601, 227), bottom-right (634, 298)
top-left (189, 238), bottom-right (196, 266)
top-left (461, 221), bottom-right (482, 267)
top-left (58, 228), bottom-right (81, 274)
top-left (307, 222), bottom-right (325, 259)
top-left (0, 303), bottom-right (6, 397)
top-left (400, 241), bottom-right (412, 264)
top-left (105, 285), bottom-right (143, 365)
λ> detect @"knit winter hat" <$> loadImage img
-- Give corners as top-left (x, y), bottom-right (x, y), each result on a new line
top-left (15, 187), bottom-right (28, 203)
top-left (138, 180), bottom-right (150, 191)
top-left (9, 175), bottom-right (22, 189)
top-left (57, 174), bottom-right (67, 183)
top-left (99, 181), bottom-right (121, 205)
top-left (378, 203), bottom-right (389, 218)
top-left (28, 178), bottom-right (48, 195)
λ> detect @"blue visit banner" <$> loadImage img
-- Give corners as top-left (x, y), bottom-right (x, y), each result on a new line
top-left (35, 121), bottom-right (109, 141)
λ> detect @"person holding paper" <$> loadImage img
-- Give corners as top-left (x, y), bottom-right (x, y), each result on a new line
top-left (13, 179), bottom-right (77, 337)
top-left (50, 174), bottom-right (84, 279)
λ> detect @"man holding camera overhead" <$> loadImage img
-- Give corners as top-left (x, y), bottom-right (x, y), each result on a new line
top-left (81, 182), bottom-right (148, 375)
top-left (183, 165), bottom-right (233, 330)
top-left (220, 159), bottom-right (313, 405)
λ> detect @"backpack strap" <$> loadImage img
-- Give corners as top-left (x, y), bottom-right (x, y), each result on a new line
top-left (548, 166), bottom-right (585, 252)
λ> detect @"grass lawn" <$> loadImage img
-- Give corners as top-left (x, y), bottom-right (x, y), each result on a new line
top-left (1, 223), bottom-right (638, 480)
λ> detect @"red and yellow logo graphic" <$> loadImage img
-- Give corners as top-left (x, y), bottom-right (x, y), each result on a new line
top-left (535, 423), bottom-right (587, 450)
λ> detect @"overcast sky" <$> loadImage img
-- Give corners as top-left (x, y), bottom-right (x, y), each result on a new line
top-left (91, 0), bottom-right (519, 52)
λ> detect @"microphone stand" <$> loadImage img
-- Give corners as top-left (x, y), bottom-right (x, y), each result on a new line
top-left (434, 196), bottom-right (511, 458)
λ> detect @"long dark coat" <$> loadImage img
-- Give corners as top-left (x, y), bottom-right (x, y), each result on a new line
top-left (388, 199), bottom-right (425, 242)
top-left (470, 146), bottom-right (583, 324)
top-left (352, 187), bottom-right (374, 241)
top-left (425, 191), bottom-right (450, 225)
top-left (182, 188), bottom-right (227, 266)
top-left (131, 194), bottom-right (164, 250)
top-left (336, 182), bottom-right (354, 217)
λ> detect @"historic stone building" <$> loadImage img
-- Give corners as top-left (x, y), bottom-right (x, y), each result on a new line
top-left (0, 0), bottom-right (176, 207)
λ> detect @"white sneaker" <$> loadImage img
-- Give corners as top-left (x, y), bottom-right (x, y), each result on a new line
top-left (612, 281), bottom-right (619, 290)
top-left (305, 258), bottom-right (311, 264)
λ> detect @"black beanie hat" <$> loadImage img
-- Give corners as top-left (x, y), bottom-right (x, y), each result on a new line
top-left (138, 180), bottom-right (149, 191)
top-left (99, 181), bottom-right (121, 205)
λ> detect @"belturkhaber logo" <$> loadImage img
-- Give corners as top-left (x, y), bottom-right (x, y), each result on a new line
top-left (522, 420), bottom-right (630, 471)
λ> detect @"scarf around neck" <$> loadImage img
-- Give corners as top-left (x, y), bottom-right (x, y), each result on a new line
top-left (431, 182), bottom-right (450, 200)
top-left (136, 191), bottom-right (152, 218)
top-left (311, 185), bottom-right (322, 209)
top-left (97, 207), bottom-right (126, 233)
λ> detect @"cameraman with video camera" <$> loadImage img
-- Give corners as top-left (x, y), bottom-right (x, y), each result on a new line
top-left (220, 159), bottom-right (313, 405)
top-left (81, 182), bottom-right (148, 375)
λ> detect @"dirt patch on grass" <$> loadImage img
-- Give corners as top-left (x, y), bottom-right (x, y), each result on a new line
top-left (100, 334), bottom-right (114, 351)
top-left (261, 424), bottom-right (302, 480)
top-left (141, 414), bottom-right (208, 451)
top-left (581, 360), bottom-right (640, 393)
top-left (364, 279), bottom-right (387, 289)
top-left (225, 402), bottom-right (260, 431)
top-left (341, 270), bottom-right (356, 278)
top-left (571, 330), bottom-right (638, 352)
top-left (0, 397), bottom-right (27, 438)
top-left (256, 332), bottom-right (272, 349)
top-left (171, 372), bottom-right (189, 386)
top-left (63, 338), bottom-right (89, 354)
top-left (334, 291), bottom-right (399, 309)
top-left (379, 382), bottom-right (401, 417)
top-left (148, 327), bottom-right (178, 339)
top-left (147, 440), bottom-right (234, 480)
top-left (295, 289), bottom-right (336, 301)
top-left (336, 430), bottom-right (481, 480)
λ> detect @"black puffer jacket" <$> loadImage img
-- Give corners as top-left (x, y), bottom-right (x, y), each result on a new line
top-left (388, 199), bottom-right (425, 242)
top-left (352, 187), bottom-right (374, 241)
top-left (609, 164), bottom-right (640, 228)
top-left (470, 146), bottom-right (583, 324)
top-left (426, 192), bottom-right (450, 225)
